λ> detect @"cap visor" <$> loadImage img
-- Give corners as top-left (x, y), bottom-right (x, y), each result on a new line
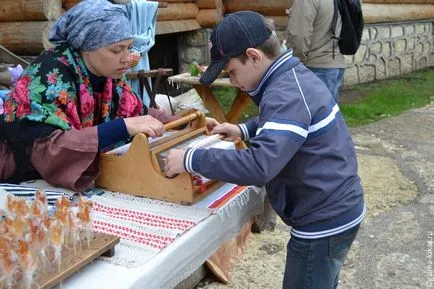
top-left (199, 59), bottom-right (228, 86)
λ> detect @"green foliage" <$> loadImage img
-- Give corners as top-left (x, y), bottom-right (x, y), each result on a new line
top-left (340, 69), bottom-right (434, 127)
top-left (190, 62), bottom-right (200, 77)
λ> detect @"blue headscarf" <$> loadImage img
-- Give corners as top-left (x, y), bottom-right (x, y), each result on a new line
top-left (49, 0), bottom-right (133, 51)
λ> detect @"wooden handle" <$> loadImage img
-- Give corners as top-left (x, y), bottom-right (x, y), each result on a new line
top-left (163, 111), bottom-right (204, 131)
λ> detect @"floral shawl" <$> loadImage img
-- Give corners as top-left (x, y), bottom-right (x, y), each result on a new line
top-left (3, 44), bottom-right (143, 130)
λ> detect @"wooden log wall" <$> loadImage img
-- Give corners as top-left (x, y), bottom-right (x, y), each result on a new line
top-left (154, 0), bottom-right (201, 34)
top-left (196, 0), bottom-right (218, 8)
top-left (196, 9), bottom-right (220, 27)
top-left (0, 22), bottom-right (54, 55)
top-left (156, 3), bottom-right (199, 21)
top-left (0, 0), bottom-right (63, 22)
top-left (195, 0), bottom-right (224, 28)
top-left (2, 0), bottom-right (434, 55)
top-left (0, 0), bottom-right (62, 55)
top-left (223, 0), bottom-right (293, 32)
top-left (224, 0), bottom-right (293, 16)
top-left (363, 3), bottom-right (434, 23)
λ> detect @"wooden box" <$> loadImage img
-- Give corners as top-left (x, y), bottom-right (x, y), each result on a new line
top-left (95, 112), bottom-right (245, 204)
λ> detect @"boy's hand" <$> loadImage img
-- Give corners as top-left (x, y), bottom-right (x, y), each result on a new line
top-left (210, 122), bottom-right (242, 140)
top-left (205, 117), bottom-right (220, 132)
top-left (164, 149), bottom-right (186, 177)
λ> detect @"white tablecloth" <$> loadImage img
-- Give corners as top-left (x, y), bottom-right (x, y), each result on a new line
top-left (58, 186), bottom-right (265, 289)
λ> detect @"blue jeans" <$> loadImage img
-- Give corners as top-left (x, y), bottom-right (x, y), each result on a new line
top-left (308, 67), bottom-right (345, 102)
top-left (283, 224), bottom-right (360, 289)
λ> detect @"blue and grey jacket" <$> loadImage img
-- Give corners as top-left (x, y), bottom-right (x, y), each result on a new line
top-left (184, 50), bottom-right (365, 239)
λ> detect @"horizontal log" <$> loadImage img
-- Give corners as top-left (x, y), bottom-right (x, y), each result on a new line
top-left (224, 0), bottom-right (293, 16)
top-left (364, 0), bottom-right (434, 3)
top-left (265, 16), bottom-right (289, 29)
top-left (62, 0), bottom-right (80, 10)
top-left (196, 9), bottom-right (220, 27)
top-left (156, 19), bottom-right (201, 34)
top-left (0, 0), bottom-right (62, 22)
top-left (363, 3), bottom-right (434, 23)
top-left (0, 21), bottom-right (54, 55)
top-left (195, 0), bottom-right (217, 8)
top-left (157, 3), bottom-right (199, 21)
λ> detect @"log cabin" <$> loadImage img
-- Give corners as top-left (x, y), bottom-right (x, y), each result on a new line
top-left (0, 0), bottom-right (433, 85)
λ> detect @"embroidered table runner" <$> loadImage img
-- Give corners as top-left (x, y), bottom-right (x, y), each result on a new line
top-left (91, 183), bottom-right (249, 267)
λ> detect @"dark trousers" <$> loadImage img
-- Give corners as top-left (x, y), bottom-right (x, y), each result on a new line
top-left (283, 224), bottom-right (360, 289)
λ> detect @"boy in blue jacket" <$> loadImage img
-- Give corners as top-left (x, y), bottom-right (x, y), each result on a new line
top-left (165, 11), bottom-right (365, 289)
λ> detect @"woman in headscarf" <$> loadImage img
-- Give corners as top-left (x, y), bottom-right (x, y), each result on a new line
top-left (0, 0), bottom-right (166, 191)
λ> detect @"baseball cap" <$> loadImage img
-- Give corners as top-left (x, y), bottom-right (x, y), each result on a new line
top-left (199, 11), bottom-right (272, 86)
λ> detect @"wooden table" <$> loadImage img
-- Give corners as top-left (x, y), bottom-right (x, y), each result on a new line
top-left (168, 73), bottom-right (251, 124)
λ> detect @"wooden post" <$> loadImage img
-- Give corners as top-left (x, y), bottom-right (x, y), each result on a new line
top-left (193, 84), bottom-right (228, 123)
top-left (226, 91), bottom-right (252, 124)
top-left (0, 0), bottom-right (62, 22)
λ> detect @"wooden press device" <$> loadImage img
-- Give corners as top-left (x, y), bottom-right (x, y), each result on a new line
top-left (95, 111), bottom-right (246, 204)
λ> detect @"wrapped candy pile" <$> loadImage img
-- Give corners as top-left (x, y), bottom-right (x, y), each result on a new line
top-left (0, 192), bottom-right (93, 289)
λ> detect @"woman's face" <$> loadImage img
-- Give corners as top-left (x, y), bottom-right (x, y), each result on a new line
top-left (82, 39), bottom-right (133, 79)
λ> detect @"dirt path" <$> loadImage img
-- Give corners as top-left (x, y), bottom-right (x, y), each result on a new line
top-left (197, 103), bottom-right (434, 289)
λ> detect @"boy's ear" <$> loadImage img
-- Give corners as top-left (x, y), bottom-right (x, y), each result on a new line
top-left (245, 48), bottom-right (263, 67)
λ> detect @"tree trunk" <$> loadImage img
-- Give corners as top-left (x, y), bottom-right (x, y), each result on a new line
top-left (0, 21), bottom-right (54, 55)
top-left (157, 3), bottom-right (199, 21)
top-left (224, 0), bottom-right (293, 16)
top-left (363, 4), bottom-right (434, 23)
top-left (0, 0), bottom-right (62, 22)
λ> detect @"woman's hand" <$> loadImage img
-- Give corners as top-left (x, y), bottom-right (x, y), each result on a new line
top-left (209, 122), bottom-right (242, 140)
top-left (124, 115), bottom-right (165, 138)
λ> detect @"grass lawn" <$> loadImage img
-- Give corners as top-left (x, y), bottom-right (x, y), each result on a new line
top-left (340, 68), bottom-right (434, 127)
top-left (212, 68), bottom-right (434, 127)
